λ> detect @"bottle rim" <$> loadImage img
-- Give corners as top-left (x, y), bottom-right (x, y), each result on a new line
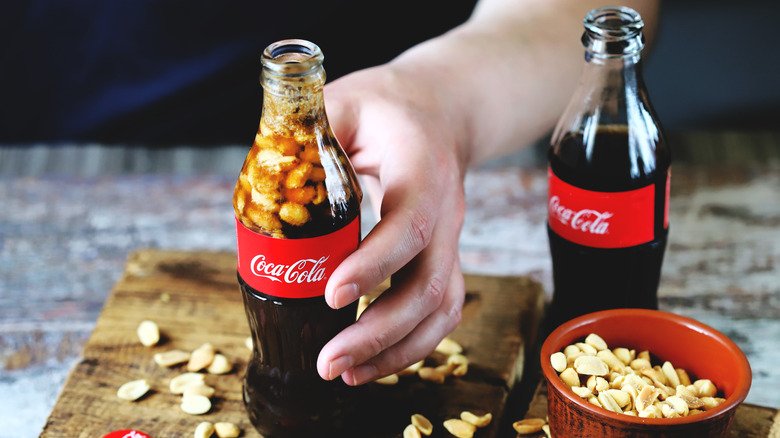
top-left (262, 39), bottom-right (324, 77)
top-left (582, 6), bottom-right (645, 58)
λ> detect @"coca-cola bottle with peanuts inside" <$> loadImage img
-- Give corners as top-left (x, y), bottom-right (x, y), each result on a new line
top-left (546, 7), bottom-right (671, 329)
top-left (233, 39), bottom-right (362, 437)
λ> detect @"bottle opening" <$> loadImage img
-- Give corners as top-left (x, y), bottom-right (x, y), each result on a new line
top-left (269, 43), bottom-right (314, 62)
top-left (262, 39), bottom-right (324, 76)
top-left (585, 6), bottom-right (644, 38)
top-left (582, 6), bottom-right (644, 57)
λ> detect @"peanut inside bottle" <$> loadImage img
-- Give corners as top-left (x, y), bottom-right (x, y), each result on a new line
top-left (233, 40), bottom-right (361, 239)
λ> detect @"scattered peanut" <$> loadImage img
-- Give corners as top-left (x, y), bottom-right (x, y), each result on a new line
top-left (154, 350), bottom-right (191, 368)
top-left (117, 379), bottom-right (151, 401)
top-left (214, 422), bottom-right (240, 438)
top-left (398, 360), bottom-right (424, 376)
top-left (442, 419), bottom-right (476, 438)
top-left (207, 353), bottom-right (232, 375)
top-left (513, 418), bottom-right (546, 434)
top-left (403, 424), bottom-right (422, 438)
top-left (194, 421), bottom-right (214, 438)
top-left (460, 411), bottom-right (492, 428)
top-left (418, 367), bottom-right (446, 384)
top-left (435, 337), bottom-right (463, 356)
top-left (137, 320), bottom-right (160, 347)
top-left (436, 363), bottom-right (456, 377)
top-left (411, 414), bottom-right (433, 436)
top-left (170, 372), bottom-right (206, 394)
top-left (181, 394), bottom-right (211, 415)
top-left (375, 374), bottom-right (399, 385)
top-left (182, 383), bottom-right (215, 399)
top-left (188, 343), bottom-right (216, 372)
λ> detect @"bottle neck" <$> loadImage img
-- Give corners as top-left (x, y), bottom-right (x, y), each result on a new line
top-left (580, 51), bottom-right (643, 91)
top-left (259, 39), bottom-right (328, 132)
top-left (260, 74), bottom-right (327, 130)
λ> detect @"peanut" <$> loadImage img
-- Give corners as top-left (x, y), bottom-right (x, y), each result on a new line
top-left (398, 360), bottom-right (424, 376)
top-left (375, 374), bottom-right (399, 385)
top-left (559, 367), bottom-right (581, 388)
top-left (460, 411), bottom-right (492, 428)
top-left (187, 343), bottom-right (216, 372)
top-left (181, 394), bottom-right (211, 415)
top-left (694, 379), bottom-right (718, 397)
top-left (194, 422), bottom-right (215, 438)
top-left (435, 337), bottom-right (463, 355)
top-left (662, 361), bottom-right (681, 387)
top-left (153, 350), bottom-right (190, 368)
top-left (411, 414), bottom-right (433, 436)
top-left (574, 355), bottom-right (609, 376)
top-left (443, 419), bottom-right (476, 438)
top-left (418, 367), bottom-right (446, 384)
top-left (170, 372), bottom-right (205, 394)
top-left (137, 320), bottom-right (160, 347)
top-left (550, 352), bottom-right (567, 373)
top-left (182, 383), bottom-right (215, 399)
top-left (585, 333), bottom-right (608, 351)
top-left (214, 422), bottom-right (240, 438)
top-left (403, 424), bottom-right (421, 438)
top-left (612, 347), bottom-right (634, 365)
top-left (513, 418), bottom-right (546, 434)
top-left (598, 391), bottom-right (622, 413)
top-left (207, 353), bottom-right (232, 375)
top-left (117, 379), bottom-right (150, 401)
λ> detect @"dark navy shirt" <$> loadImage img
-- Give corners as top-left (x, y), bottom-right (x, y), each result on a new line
top-left (0, 1), bottom-right (476, 146)
top-left (2, 0), bottom-right (779, 146)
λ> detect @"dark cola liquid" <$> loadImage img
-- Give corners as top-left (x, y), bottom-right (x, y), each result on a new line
top-left (547, 126), bottom-right (670, 330)
top-left (239, 198), bottom-right (361, 438)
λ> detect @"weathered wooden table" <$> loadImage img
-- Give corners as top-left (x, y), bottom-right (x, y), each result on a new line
top-left (40, 250), bottom-right (545, 438)
top-left (1, 131), bottom-right (779, 436)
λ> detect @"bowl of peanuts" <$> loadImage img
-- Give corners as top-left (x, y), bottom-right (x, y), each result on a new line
top-left (540, 308), bottom-right (751, 438)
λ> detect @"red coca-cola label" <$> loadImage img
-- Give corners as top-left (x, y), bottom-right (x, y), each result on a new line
top-left (236, 216), bottom-right (360, 298)
top-left (102, 431), bottom-right (152, 438)
top-left (547, 168), bottom-right (655, 248)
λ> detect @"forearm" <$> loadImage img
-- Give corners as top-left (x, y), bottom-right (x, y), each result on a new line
top-left (386, 0), bottom-right (660, 167)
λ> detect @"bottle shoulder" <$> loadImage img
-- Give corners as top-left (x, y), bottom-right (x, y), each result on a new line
top-left (549, 125), bottom-right (669, 192)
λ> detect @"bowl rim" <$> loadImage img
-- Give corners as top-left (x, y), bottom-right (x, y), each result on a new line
top-left (540, 308), bottom-right (752, 426)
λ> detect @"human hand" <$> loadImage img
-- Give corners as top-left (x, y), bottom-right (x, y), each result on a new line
top-left (316, 64), bottom-right (469, 386)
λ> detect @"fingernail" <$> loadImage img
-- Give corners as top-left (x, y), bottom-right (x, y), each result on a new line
top-left (348, 364), bottom-right (377, 385)
top-left (328, 355), bottom-right (354, 380)
top-left (333, 283), bottom-right (359, 309)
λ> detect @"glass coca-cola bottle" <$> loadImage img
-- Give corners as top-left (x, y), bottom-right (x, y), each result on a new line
top-left (546, 7), bottom-right (671, 329)
top-left (233, 39), bottom-right (362, 437)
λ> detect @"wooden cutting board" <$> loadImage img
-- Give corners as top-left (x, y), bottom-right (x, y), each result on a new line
top-left (41, 249), bottom-right (545, 438)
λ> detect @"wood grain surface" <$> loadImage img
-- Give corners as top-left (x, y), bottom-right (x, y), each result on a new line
top-left (40, 249), bottom-right (545, 438)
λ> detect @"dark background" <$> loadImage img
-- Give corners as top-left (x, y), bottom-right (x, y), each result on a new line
top-left (0, 0), bottom-right (778, 147)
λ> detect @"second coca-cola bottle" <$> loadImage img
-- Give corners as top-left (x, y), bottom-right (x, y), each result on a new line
top-left (546, 7), bottom-right (671, 329)
top-left (233, 39), bottom-right (362, 437)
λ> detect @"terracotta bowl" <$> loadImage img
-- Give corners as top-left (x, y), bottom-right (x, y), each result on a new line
top-left (540, 309), bottom-right (751, 438)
